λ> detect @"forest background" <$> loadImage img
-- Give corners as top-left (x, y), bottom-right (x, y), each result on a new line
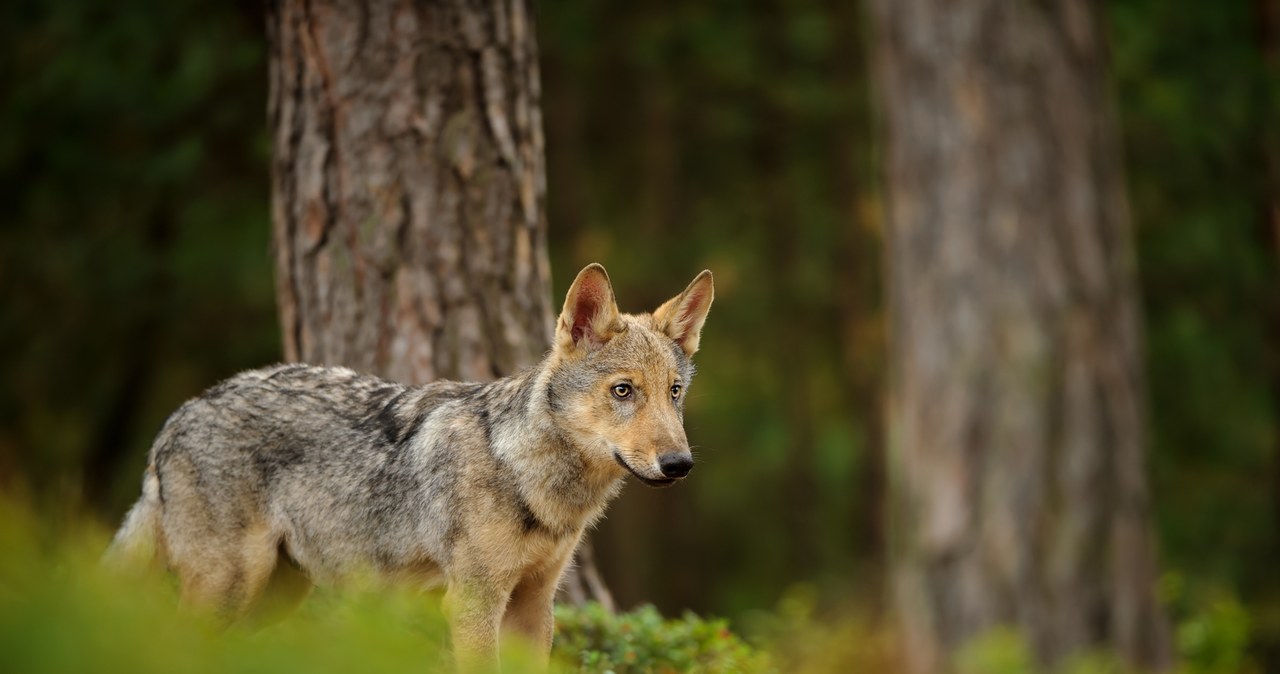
top-left (1, 0), bottom-right (1277, 671)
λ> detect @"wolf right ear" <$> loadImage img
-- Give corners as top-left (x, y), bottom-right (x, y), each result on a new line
top-left (556, 263), bottom-right (621, 352)
top-left (653, 270), bottom-right (714, 357)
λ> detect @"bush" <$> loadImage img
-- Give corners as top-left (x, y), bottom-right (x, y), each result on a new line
top-left (553, 602), bottom-right (773, 673)
top-left (0, 500), bottom-right (774, 674)
top-left (0, 500), bottom-right (460, 674)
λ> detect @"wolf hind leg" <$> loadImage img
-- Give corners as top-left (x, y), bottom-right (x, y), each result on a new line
top-left (167, 521), bottom-right (282, 621)
top-left (247, 543), bottom-right (314, 626)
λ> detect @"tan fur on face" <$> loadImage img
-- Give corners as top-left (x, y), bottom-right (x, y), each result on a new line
top-left (554, 316), bottom-right (692, 482)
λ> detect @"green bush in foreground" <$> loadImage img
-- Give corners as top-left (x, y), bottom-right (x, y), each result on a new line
top-left (0, 503), bottom-right (458, 674)
top-left (553, 602), bottom-right (773, 674)
top-left (0, 501), bottom-right (771, 674)
top-left (0, 500), bottom-right (1259, 674)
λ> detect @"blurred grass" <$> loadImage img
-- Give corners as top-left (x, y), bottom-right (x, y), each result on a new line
top-left (0, 495), bottom-right (883, 674)
top-left (0, 496), bottom-right (1261, 674)
top-left (0, 499), bottom-right (463, 674)
top-left (0, 498), bottom-right (769, 674)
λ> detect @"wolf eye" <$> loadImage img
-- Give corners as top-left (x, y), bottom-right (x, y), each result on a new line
top-left (670, 384), bottom-right (682, 400)
top-left (611, 383), bottom-right (633, 400)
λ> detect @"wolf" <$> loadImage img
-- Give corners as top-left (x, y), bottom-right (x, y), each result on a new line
top-left (106, 263), bottom-right (714, 670)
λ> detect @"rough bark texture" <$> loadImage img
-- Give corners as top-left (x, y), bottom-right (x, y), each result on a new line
top-left (868, 1), bottom-right (1171, 671)
top-left (268, 0), bottom-right (552, 383)
top-left (267, 0), bottom-right (609, 607)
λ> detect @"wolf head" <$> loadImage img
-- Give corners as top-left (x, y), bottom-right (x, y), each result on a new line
top-left (546, 264), bottom-right (714, 488)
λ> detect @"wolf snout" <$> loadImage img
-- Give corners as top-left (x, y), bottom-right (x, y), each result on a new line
top-left (657, 452), bottom-right (694, 479)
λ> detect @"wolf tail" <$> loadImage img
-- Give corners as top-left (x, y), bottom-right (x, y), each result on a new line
top-left (103, 464), bottom-right (162, 569)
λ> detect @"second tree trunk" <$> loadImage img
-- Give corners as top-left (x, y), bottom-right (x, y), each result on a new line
top-left (870, 0), bottom-right (1171, 671)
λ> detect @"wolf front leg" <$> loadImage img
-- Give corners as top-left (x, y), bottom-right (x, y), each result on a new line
top-left (500, 565), bottom-right (566, 668)
top-left (444, 575), bottom-right (510, 673)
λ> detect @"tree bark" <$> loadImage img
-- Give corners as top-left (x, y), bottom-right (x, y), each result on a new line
top-left (268, 0), bottom-right (552, 382)
top-left (868, 1), bottom-right (1171, 671)
top-left (267, 0), bottom-right (610, 608)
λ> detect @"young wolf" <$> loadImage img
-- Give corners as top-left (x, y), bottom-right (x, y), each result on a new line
top-left (107, 263), bottom-right (713, 669)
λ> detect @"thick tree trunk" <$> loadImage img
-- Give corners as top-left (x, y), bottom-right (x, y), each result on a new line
top-left (267, 0), bottom-right (610, 608)
top-left (869, 1), bottom-right (1171, 671)
top-left (268, 0), bottom-right (552, 382)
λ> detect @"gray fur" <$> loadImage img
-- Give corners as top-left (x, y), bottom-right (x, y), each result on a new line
top-left (133, 364), bottom-right (565, 581)
top-left (107, 264), bottom-right (714, 669)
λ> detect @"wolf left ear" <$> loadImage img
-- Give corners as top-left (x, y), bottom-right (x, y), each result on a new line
top-left (556, 263), bottom-right (621, 352)
top-left (653, 270), bottom-right (714, 357)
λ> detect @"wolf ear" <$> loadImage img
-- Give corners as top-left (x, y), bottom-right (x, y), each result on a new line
top-left (556, 263), bottom-right (621, 352)
top-left (653, 270), bottom-right (714, 357)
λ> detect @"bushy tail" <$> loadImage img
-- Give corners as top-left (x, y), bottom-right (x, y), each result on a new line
top-left (103, 465), bottom-right (162, 569)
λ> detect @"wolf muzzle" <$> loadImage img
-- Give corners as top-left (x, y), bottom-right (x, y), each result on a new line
top-left (657, 451), bottom-right (693, 479)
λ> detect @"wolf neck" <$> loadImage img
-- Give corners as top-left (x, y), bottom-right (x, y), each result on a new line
top-left (480, 361), bottom-right (623, 537)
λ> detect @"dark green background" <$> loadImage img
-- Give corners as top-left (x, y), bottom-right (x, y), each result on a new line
top-left (2, 0), bottom-right (1276, 665)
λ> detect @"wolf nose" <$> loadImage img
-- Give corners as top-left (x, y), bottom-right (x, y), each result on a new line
top-left (658, 452), bottom-right (694, 479)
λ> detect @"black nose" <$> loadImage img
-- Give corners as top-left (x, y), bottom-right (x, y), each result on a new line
top-left (658, 452), bottom-right (694, 479)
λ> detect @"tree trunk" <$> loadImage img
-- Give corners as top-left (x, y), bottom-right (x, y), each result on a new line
top-left (868, 1), bottom-right (1171, 671)
top-left (267, 0), bottom-right (610, 609)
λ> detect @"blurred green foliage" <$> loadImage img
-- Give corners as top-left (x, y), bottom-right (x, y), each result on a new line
top-left (1108, 0), bottom-right (1280, 662)
top-left (0, 501), bottom-right (762, 674)
top-left (741, 584), bottom-right (901, 673)
top-left (539, 0), bottom-right (883, 620)
top-left (953, 629), bottom-right (1042, 674)
top-left (1111, 0), bottom-right (1274, 589)
top-left (1176, 596), bottom-right (1254, 674)
top-left (946, 602), bottom-right (1262, 674)
top-left (0, 1), bottom-right (278, 511)
top-left (0, 500), bottom-right (462, 674)
top-left (0, 0), bottom-right (1277, 670)
top-left (8, 499), bottom-right (1248, 674)
top-left (553, 602), bottom-right (772, 673)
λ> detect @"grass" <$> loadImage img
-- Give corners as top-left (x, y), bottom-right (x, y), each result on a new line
top-left (0, 498), bottom-right (1260, 674)
top-left (0, 498), bottom-right (771, 674)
